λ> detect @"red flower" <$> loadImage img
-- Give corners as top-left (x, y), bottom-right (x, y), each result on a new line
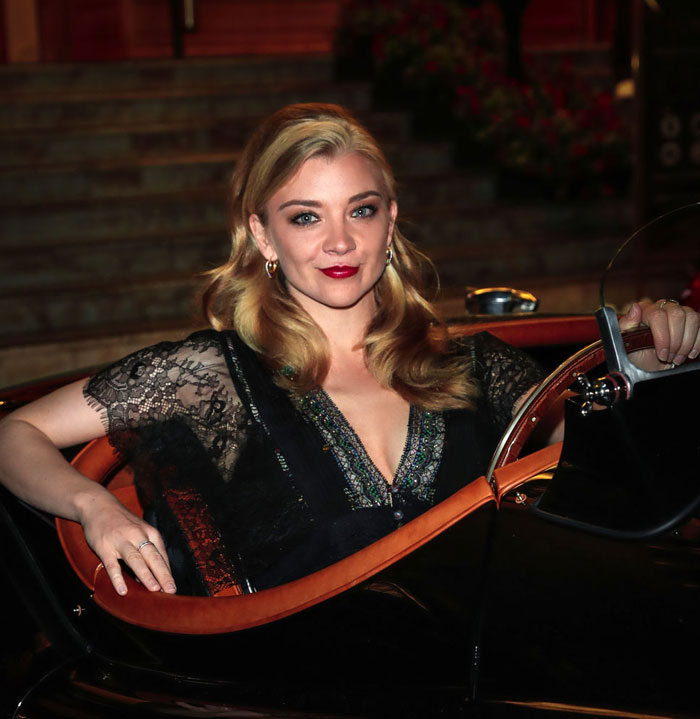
top-left (432, 5), bottom-right (447, 29)
top-left (480, 58), bottom-right (498, 78)
top-left (457, 85), bottom-right (481, 114)
top-left (545, 83), bottom-right (566, 110)
top-left (571, 142), bottom-right (588, 157)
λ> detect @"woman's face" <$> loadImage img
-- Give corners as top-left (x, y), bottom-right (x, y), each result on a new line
top-left (250, 152), bottom-right (397, 319)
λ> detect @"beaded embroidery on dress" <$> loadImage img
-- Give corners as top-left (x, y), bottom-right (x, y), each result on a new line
top-left (300, 389), bottom-right (445, 509)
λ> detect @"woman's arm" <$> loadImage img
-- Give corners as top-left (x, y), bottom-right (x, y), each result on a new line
top-left (0, 379), bottom-right (176, 596)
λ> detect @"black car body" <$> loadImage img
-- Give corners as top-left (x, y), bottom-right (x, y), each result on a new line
top-left (2, 307), bottom-right (699, 719)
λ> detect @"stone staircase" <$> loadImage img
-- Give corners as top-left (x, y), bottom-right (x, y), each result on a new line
top-left (0, 55), bottom-right (637, 387)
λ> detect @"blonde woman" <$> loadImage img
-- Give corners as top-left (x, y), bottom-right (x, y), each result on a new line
top-left (1, 104), bottom-right (698, 597)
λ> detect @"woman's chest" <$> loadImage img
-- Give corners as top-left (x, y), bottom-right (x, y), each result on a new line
top-left (299, 387), bottom-right (446, 510)
top-left (328, 385), bottom-right (410, 482)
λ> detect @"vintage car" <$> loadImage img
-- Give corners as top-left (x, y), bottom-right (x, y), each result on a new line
top-left (1, 211), bottom-right (699, 719)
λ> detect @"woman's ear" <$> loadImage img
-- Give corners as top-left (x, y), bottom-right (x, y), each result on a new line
top-left (249, 214), bottom-right (276, 261)
top-left (386, 200), bottom-right (398, 246)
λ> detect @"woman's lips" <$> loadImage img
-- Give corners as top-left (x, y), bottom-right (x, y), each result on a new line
top-left (319, 265), bottom-right (359, 278)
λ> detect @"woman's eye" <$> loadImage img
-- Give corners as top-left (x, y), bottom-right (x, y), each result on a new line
top-left (351, 204), bottom-right (377, 219)
top-left (291, 212), bottom-right (319, 226)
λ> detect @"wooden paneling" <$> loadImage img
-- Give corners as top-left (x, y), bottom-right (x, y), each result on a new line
top-left (38, 0), bottom-right (126, 61)
top-left (67, 0), bottom-right (126, 60)
top-left (26, 0), bottom-right (611, 64)
top-left (182, 0), bottom-right (342, 56)
top-left (5, 0), bottom-right (40, 62)
top-left (33, 0), bottom-right (342, 61)
top-left (0, 0), bottom-right (6, 62)
top-left (38, 0), bottom-right (69, 62)
top-left (124, 0), bottom-right (171, 58)
top-left (522, 0), bottom-right (614, 46)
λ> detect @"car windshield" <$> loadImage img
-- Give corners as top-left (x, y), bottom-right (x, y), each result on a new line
top-left (599, 201), bottom-right (700, 313)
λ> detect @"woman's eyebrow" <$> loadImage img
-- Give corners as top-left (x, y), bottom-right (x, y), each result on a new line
top-left (277, 199), bottom-right (321, 211)
top-left (349, 190), bottom-right (382, 203)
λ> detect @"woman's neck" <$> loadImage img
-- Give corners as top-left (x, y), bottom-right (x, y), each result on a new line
top-left (298, 296), bottom-right (376, 358)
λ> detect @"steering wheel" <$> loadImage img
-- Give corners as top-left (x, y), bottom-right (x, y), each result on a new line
top-left (487, 327), bottom-right (655, 500)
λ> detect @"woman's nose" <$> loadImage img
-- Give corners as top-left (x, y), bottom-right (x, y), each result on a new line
top-left (322, 219), bottom-right (355, 255)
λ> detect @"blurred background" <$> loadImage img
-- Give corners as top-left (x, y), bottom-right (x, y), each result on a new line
top-left (1, 0), bottom-right (699, 386)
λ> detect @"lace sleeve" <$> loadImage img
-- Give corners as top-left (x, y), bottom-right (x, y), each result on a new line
top-left (83, 330), bottom-right (248, 475)
top-left (462, 332), bottom-right (545, 436)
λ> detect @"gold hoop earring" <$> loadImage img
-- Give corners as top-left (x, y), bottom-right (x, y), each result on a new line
top-left (385, 246), bottom-right (393, 266)
top-left (265, 259), bottom-right (278, 279)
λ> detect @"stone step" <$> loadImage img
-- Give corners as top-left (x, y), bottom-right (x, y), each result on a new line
top-left (0, 151), bottom-right (239, 204)
top-left (404, 197), bottom-right (634, 249)
top-left (0, 81), bottom-right (371, 131)
top-left (429, 233), bottom-right (625, 289)
top-left (0, 109), bottom-right (417, 170)
top-left (0, 107), bottom-right (413, 201)
top-left (0, 56), bottom-right (336, 95)
top-left (1, 229), bottom-right (228, 290)
top-left (396, 171), bottom-right (496, 211)
top-left (0, 325), bottom-right (197, 389)
top-left (0, 154), bottom-right (489, 208)
top-left (0, 120), bottom-right (247, 168)
top-left (1, 273), bottom-right (202, 344)
top-left (0, 187), bottom-right (227, 244)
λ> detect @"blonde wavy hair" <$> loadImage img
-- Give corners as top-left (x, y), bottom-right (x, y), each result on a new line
top-left (202, 103), bottom-right (475, 410)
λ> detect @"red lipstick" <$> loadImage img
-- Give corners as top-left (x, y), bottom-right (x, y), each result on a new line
top-left (319, 265), bottom-right (358, 279)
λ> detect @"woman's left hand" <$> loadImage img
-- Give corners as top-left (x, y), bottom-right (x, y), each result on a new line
top-left (619, 299), bottom-right (700, 371)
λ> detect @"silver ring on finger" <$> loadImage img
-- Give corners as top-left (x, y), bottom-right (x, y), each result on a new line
top-left (658, 299), bottom-right (680, 309)
top-left (136, 540), bottom-right (154, 552)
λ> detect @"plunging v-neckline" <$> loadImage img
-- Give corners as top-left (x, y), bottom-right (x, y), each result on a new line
top-left (315, 386), bottom-right (412, 485)
top-left (299, 387), bottom-right (447, 509)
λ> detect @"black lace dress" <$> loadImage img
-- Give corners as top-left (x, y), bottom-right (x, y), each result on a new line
top-left (84, 330), bottom-right (543, 596)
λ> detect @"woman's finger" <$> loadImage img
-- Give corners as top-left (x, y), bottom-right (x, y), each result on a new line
top-left (661, 302), bottom-right (688, 361)
top-left (101, 555), bottom-right (128, 596)
top-left (148, 528), bottom-right (172, 573)
top-left (122, 541), bottom-right (170, 594)
top-left (690, 322), bottom-right (700, 360)
top-left (135, 539), bottom-right (176, 593)
top-left (645, 303), bottom-right (673, 362)
top-left (671, 306), bottom-right (699, 364)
